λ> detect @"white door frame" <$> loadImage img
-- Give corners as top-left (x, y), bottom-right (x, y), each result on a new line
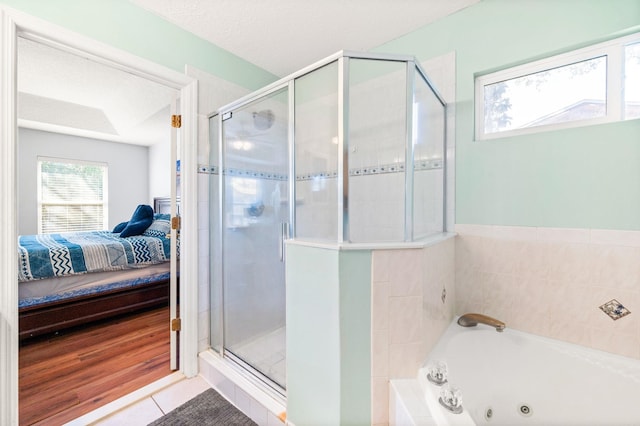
top-left (0, 7), bottom-right (199, 425)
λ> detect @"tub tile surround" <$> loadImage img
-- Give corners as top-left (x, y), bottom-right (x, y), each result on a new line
top-left (455, 224), bottom-right (640, 360)
top-left (371, 237), bottom-right (456, 426)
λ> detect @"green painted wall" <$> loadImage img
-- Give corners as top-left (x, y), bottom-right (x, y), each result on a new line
top-left (338, 250), bottom-right (371, 426)
top-left (286, 244), bottom-right (371, 426)
top-left (0, 0), bottom-right (277, 90)
top-left (287, 244), bottom-right (341, 426)
top-left (376, 0), bottom-right (640, 230)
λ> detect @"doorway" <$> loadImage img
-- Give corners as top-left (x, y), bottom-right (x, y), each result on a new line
top-left (16, 35), bottom-right (178, 424)
top-left (1, 8), bottom-right (199, 425)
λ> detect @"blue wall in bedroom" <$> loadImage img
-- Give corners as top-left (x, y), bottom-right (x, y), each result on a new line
top-left (18, 128), bottom-right (150, 235)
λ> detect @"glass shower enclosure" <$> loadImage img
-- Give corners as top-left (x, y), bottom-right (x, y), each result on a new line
top-left (210, 51), bottom-right (446, 395)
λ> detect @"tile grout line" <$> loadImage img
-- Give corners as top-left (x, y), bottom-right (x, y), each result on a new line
top-left (151, 394), bottom-right (167, 416)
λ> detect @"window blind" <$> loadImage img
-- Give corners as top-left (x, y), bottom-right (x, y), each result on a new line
top-left (38, 159), bottom-right (107, 233)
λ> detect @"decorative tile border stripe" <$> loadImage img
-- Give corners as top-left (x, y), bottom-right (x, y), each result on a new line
top-left (414, 158), bottom-right (444, 171)
top-left (198, 164), bottom-right (218, 174)
top-left (349, 162), bottom-right (405, 176)
top-left (198, 158), bottom-right (443, 179)
top-left (197, 164), bottom-right (286, 180)
top-left (224, 168), bottom-right (288, 181)
top-left (349, 159), bottom-right (442, 177)
top-left (296, 171), bottom-right (338, 181)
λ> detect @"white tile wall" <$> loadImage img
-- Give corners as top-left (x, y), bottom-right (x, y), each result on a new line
top-left (455, 224), bottom-right (640, 359)
top-left (188, 63), bottom-right (251, 354)
top-left (370, 237), bottom-right (456, 426)
top-left (198, 173), bottom-right (211, 352)
top-left (295, 178), bottom-right (339, 241)
top-left (350, 173), bottom-right (405, 242)
top-left (413, 169), bottom-right (444, 238)
top-left (420, 52), bottom-right (456, 234)
top-left (349, 63), bottom-right (407, 170)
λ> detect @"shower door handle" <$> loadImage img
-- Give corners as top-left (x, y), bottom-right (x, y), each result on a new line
top-left (279, 222), bottom-right (289, 262)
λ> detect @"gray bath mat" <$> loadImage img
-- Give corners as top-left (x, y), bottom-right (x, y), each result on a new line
top-left (148, 388), bottom-right (257, 426)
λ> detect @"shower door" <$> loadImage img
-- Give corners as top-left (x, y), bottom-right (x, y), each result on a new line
top-left (221, 87), bottom-right (289, 391)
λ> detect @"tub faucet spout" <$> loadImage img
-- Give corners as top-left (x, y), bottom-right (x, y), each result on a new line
top-left (457, 313), bottom-right (505, 332)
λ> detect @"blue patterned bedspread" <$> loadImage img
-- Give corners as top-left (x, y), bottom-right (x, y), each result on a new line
top-left (18, 230), bottom-right (170, 282)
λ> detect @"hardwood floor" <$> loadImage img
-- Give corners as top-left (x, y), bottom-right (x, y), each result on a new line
top-left (19, 305), bottom-right (171, 426)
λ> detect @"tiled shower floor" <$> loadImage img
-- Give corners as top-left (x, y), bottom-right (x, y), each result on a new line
top-left (231, 326), bottom-right (286, 388)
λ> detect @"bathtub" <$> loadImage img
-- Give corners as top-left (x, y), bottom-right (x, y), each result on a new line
top-left (412, 318), bottom-right (640, 425)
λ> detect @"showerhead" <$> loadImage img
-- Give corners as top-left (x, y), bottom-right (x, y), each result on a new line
top-left (253, 109), bottom-right (275, 130)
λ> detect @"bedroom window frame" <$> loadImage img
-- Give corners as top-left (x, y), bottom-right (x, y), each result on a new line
top-left (475, 32), bottom-right (640, 140)
top-left (37, 156), bottom-right (109, 233)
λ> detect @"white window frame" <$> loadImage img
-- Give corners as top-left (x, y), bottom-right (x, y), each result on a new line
top-left (37, 156), bottom-right (109, 233)
top-left (475, 32), bottom-right (640, 140)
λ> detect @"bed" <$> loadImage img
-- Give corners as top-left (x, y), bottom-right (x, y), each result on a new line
top-left (18, 198), bottom-right (178, 340)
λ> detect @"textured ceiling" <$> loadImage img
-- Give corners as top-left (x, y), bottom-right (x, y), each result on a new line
top-left (131, 0), bottom-right (480, 77)
top-left (18, 37), bottom-right (177, 145)
top-left (18, 1), bottom-right (479, 143)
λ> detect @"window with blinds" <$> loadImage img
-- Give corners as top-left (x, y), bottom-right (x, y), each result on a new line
top-left (37, 157), bottom-right (108, 233)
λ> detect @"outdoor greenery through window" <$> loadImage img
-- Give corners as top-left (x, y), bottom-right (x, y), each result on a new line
top-left (38, 158), bottom-right (108, 233)
top-left (476, 32), bottom-right (640, 139)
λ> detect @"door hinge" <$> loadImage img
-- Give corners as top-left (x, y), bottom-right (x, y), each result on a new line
top-left (171, 318), bottom-right (181, 332)
top-left (171, 216), bottom-right (181, 230)
top-left (171, 114), bottom-right (182, 128)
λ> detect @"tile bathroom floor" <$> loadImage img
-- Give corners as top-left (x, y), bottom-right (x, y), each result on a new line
top-left (92, 375), bottom-right (211, 425)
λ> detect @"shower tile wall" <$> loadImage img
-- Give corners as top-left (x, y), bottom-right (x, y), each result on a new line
top-left (350, 173), bottom-right (405, 241)
top-left (198, 111), bottom-right (215, 352)
top-left (413, 168), bottom-right (443, 238)
top-left (198, 171), bottom-right (212, 351)
top-left (412, 69), bottom-right (446, 240)
top-left (294, 53), bottom-right (453, 244)
top-left (349, 61), bottom-right (407, 242)
top-left (370, 237), bottom-right (456, 426)
top-left (294, 64), bottom-right (411, 242)
top-left (419, 52), bottom-right (456, 238)
top-left (222, 174), bottom-right (288, 346)
top-left (455, 224), bottom-right (640, 359)
top-left (294, 74), bottom-right (339, 241)
top-left (190, 64), bottom-right (251, 352)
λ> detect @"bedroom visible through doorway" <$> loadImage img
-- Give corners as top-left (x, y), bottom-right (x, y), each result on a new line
top-left (16, 35), bottom-right (180, 424)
